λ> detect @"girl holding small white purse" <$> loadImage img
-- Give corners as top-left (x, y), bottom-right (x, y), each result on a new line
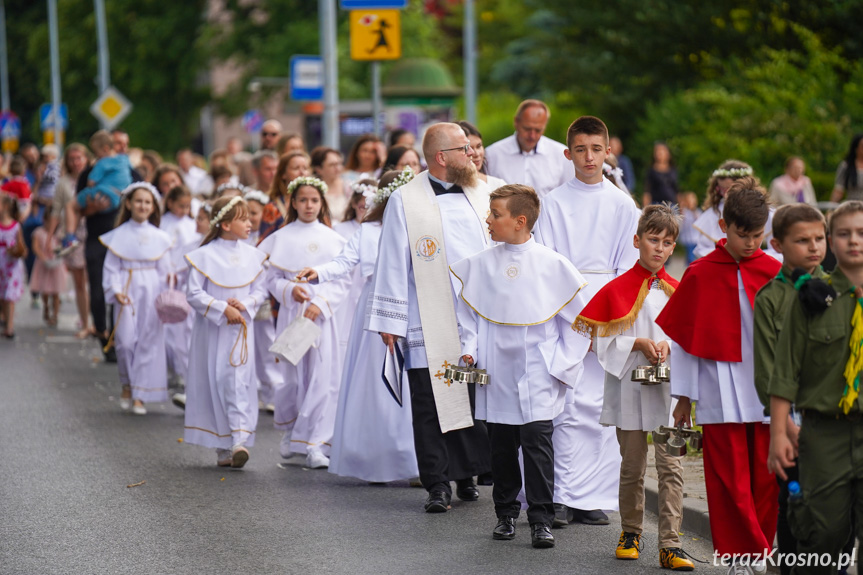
top-left (183, 196), bottom-right (268, 469)
top-left (258, 176), bottom-right (349, 469)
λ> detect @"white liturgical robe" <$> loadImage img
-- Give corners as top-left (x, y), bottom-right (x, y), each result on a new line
top-left (693, 201), bottom-right (781, 262)
top-left (534, 176), bottom-right (641, 511)
top-left (485, 134), bottom-right (572, 197)
top-left (597, 283), bottom-right (674, 432)
top-left (452, 237), bottom-right (590, 425)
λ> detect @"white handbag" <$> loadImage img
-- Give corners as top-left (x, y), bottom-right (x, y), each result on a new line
top-left (268, 303), bottom-right (321, 365)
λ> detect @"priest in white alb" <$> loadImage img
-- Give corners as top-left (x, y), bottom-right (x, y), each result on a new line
top-left (366, 123), bottom-right (492, 513)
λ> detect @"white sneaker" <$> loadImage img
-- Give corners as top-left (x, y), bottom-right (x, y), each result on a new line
top-left (119, 398), bottom-right (131, 410)
top-left (172, 393), bottom-right (186, 410)
top-left (265, 403), bottom-right (275, 414)
top-left (727, 562), bottom-right (753, 575)
top-left (279, 431), bottom-right (295, 459)
top-left (306, 447), bottom-right (329, 469)
top-left (751, 561), bottom-right (767, 574)
top-left (131, 403), bottom-right (147, 415)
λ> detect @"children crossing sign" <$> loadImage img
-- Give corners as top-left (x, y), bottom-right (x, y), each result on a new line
top-left (350, 10), bottom-right (401, 61)
top-left (90, 86), bottom-right (132, 129)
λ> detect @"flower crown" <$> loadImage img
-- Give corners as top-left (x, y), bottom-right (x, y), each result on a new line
top-left (121, 181), bottom-right (162, 202)
top-left (287, 176), bottom-right (328, 196)
top-left (210, 196), bottom-right (244, 228)
top-left (351, 181), bottom-right (378, 198)
top-left (243, 189), bottom-right (270, 205)
top-left (369, 166), bottom-right (414, 208)
top-left (711, 166), bottom-right (753, 179)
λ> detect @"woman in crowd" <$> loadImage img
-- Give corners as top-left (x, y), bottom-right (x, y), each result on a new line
top-left (311, 147), bottom-right (348, 221)
top-left (831, 134), bottom-right (863, 202)
top-left (342, 134), bottom-right (381, 187)
top-left (642, 142), bottom-right (678, 206)
top-left (458, 121), bottom-right (506, 189)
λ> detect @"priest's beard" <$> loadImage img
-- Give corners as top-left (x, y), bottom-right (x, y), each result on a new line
top-left (445, 161), bottom-right (479, 188)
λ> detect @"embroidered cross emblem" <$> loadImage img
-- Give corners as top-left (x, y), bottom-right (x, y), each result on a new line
top-left (435, 361), bottom-right (453, 387)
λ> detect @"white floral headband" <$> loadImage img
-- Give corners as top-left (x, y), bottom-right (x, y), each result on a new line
top-left (210, 196), bottom-right (244, 228)
top-left (711, 166), bottom-right (753, 178)
top-left (287, 176), bottom-right (328, 196)
top-left (368, 166), bottom-right (414, 208)
top-left (243, 189), bottom-right (270, 205)
top-left (351, 181), bottom-right (378, 198)
top-left (121, 181), bottom-right (162, 203)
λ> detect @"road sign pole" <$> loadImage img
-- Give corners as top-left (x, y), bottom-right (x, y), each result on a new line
top-left (319, 0), bottom-right (340, 150)
top-left (371, 61), bottom-right (382, 137)
top-left (93, 0), bottom-right (110, 129)
top-left (47, 0), bottom-right (62, 149)
top-left (463, 0), bottom-right (477, 126)
top-left (0, 0), bottom-right (10, 112)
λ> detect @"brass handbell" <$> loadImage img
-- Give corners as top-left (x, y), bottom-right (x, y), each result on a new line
top-left (652, 424), bottom-right (703, 457)
top-left (632, 366), bottom-right (651, 382)
top-left (451, 369), bottom-right (474, 384)
top-left (653, 361), bottom-right (670, 382)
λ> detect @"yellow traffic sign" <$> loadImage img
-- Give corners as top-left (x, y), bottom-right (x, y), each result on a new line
top-left (90, 86), bottom-right (133, 130)
top-left (350, 10), bottom-right (401, 61)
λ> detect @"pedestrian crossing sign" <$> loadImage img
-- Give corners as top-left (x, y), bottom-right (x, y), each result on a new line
top-left (90, 86), bottom-right (133, 129)
top-left (350, 9), bottom-right (401, 61)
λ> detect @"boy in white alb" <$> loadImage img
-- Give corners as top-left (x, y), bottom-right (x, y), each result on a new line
top-left (534, 115), bottom-right (641, 526)
top-left (451, 184), bottom-right (590, 549)
top-left (575, 204), bottom-right (694, 571)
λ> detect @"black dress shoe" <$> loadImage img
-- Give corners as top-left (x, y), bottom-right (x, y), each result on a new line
top-left (424, 490), bottom-right (451, 513)
top-left (492, 516), bottom-right (516, 540)
top-left (455, 479), bottom-right (479, 501)
top-left (570, 508), bottom-right (610, 525)
top-left (531, 523), bottom-right (555, 548)
top-left (552, 503), bottom-right (572, 528)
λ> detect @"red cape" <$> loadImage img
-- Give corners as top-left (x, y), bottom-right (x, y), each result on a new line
top-left (655, 239), bottom-right (781, 362)
top-left (574, 261), bottom-right (679, 337)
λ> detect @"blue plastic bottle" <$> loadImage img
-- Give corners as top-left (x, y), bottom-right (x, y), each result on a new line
top-left (787, 480), bottom-right (802, 500)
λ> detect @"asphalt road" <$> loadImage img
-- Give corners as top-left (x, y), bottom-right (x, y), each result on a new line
top-left (1, 303), bottom-right (724, 575)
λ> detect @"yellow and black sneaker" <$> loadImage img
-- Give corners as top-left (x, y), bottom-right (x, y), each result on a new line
top-left (615, 531), bottom-right (641, 560)
top-left (659, 547), bottom-right (695, 571)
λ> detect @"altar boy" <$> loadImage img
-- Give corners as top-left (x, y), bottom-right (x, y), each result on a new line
top-left (451, 184), bottom-right (590, 549)
top-left (656, 179), bottom-right (781, 571)
top-left (575, 204), bottom-right (694, 571)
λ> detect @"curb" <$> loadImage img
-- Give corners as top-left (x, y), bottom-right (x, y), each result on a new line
top-left (644, 476), bottom-right (712, 541)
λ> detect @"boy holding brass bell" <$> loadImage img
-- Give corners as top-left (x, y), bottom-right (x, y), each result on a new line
top-left (656, 179), bottom-right (781, 574)
top-left (575, 204), bottom-right (695, 570)
top-left (450, 184), bottom-right (590, 549)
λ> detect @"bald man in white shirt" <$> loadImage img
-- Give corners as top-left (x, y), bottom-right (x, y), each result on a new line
top-left (485, 100), bottom-right (573, 198)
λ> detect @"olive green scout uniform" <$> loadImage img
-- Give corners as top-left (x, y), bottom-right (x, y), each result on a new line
top-left (770, 268), bottom-right (863, 575)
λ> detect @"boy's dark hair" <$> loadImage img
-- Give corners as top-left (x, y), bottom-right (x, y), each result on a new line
top-left (637, 203), bottom-right (681, 239)
top-left (8, 156), bottom-right (26, 176)
top-left (489, 184), bottom-right (541, 230)
top-left (722, 177), bottom-right (770, 232)
top-left (828, 200), bottom-right (863, 236)
top-left (772, 203), bottom-right (826, 242)
top-left (566, 116), bottom-right (609, 149)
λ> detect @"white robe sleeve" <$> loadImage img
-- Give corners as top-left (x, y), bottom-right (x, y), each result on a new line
top-left (309, 274), bottom-right (350, 322)
top-left (239, 271), bottom-right (268, 322)
top-left (455, 296), bottom-right (479, 362)
top-left (267, 265), bottom-right (300, 308)
top-left (186, 266), bottom-right (228, 326)
top-left (669, 341), bottom-right (699, 401)
top-left (596, 333), bottom-right (638, 380)
top-left (366, 192), bottom-right (411, 337)
top-left (315, 228), bottom-right (361, 283)
top-left (547, 290), bottom-right (590, 387)
top-left (613, 201), bottom-right (641, 276)
top-left (156, 252), bottom-right (172, 290)
top-left (102, 251), bottom-right (123, 305)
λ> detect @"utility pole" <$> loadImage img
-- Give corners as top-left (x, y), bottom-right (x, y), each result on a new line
top-left (47, 0), bottom-right (62, 148)
top-left (93, 0), bottom-right (110, 129)
top-left (319, 0), bottom-right (340, 150)
top-left (0, 0), bottom-right (10, 112)
top-left (463, 0), bottom-right (477, 125)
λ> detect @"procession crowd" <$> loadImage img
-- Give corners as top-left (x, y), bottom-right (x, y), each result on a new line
top-left (2, 99), bottom-right (863, 575)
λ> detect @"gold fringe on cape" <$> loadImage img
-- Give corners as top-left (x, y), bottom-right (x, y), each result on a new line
top-left (572, 278), bottom-right (676, 339)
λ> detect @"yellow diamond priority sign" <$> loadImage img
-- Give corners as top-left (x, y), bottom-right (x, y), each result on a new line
top-left (90, 86), bottom-right (132, 129)
top-left (350, 10), bottom-right (401, 61)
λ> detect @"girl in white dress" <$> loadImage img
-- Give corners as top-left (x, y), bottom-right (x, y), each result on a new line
top-left (258, 176), bottom-right (349, 469)
top-left (244, 188), bottom-right (283, 412)
top-left (101, 183), bottom-right (172, 415)
top-left (160, 185), bottom-right (199, 391)
top-left (298, 168), bottom-right (420, 482)
top-left (183, 196), bottom-right (268, 468)
top-left (332, 179), bottom-right (375, 361)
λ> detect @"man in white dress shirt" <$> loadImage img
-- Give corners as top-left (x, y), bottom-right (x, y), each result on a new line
top-left (485, 100), bottom-right (572, 197)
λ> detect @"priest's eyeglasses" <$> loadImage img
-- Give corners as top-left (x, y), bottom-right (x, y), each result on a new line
top-left (439, 144), bottom-right (471, 155)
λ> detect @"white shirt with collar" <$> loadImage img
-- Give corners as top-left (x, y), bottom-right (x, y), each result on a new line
top-left (485, 134), bottom-right (572, 197)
